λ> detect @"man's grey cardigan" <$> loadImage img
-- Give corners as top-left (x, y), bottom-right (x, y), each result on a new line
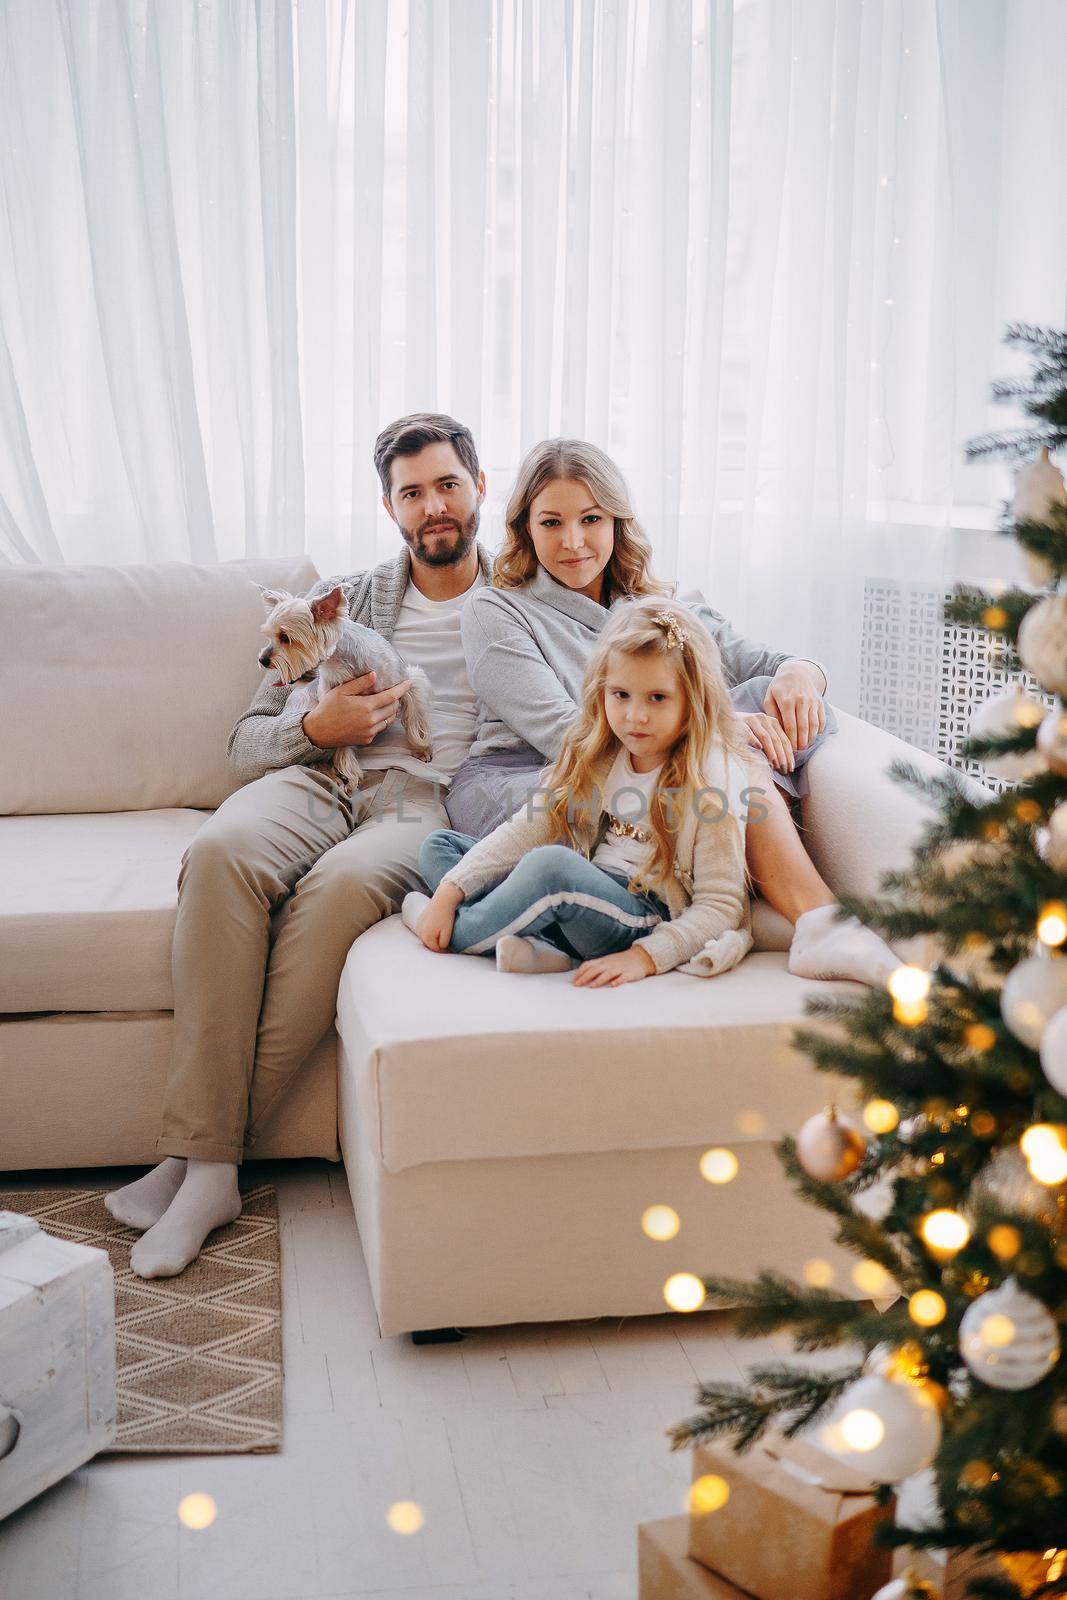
top-left (227, 544), bottom-right (495, 787)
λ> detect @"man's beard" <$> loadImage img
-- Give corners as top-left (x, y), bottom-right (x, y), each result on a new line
top-left (403, 506), bottom-right (480, 567)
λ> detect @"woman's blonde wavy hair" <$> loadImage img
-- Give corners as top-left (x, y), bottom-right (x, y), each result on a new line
top-left (494, 438), bottom-right (672, 602)
top-left (540, 597), bottom-right (753, 893)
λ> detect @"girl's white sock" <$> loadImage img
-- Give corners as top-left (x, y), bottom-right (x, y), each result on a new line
top-left (787, 903), bottom-right (899, 988)
top-left (104, 1157), bottom-right (187, 1232)
top-left (401, 891), bottom-right (430, 934)
top-left (496, 935), bottom-right (574, 974)
top-left (129, 1160), bottom-right (242, 1279)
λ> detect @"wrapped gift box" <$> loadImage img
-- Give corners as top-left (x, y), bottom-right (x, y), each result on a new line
top-left (0, 1210), bottom-right (116, 1521)
top-left (687, 1432), bottom-right (894, 1600)
top-left (639, 1515), bottom-right (748, 1599)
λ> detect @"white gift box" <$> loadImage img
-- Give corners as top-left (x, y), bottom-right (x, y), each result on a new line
top-left (0, 1209), bottom-right (117, 1520)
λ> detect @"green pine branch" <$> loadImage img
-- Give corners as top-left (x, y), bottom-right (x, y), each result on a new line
top-left (668, 1361), bottom-right (860, 1452)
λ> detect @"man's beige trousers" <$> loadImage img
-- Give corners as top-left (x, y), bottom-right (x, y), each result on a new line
top-left (155, 764), bottom-right (447, 1164)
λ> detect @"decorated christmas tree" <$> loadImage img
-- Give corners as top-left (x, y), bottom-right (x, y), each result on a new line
top-left (671, 325), bottom-right (1067, 1600)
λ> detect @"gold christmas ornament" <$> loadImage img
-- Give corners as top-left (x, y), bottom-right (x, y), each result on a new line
top-left (968, 687), bottom-right (1046, 780)
top-left (1036, 700), bottom-right (1067, 775)
top-left (795, 1107), bottom-right (868, 1181)
top-left (1018, 597), bottom-right (1067, 696)
top-left (1000, 949), bottom-right (1067, 1048)
top-left (959, 1277), bottom-right (1061, 1390)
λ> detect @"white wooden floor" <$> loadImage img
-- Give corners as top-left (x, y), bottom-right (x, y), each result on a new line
top-left (0, 1158), bottom-right (789, 1600)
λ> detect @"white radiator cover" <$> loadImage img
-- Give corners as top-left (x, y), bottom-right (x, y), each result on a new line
top-left (859, 579), bottom-right (1053, 789)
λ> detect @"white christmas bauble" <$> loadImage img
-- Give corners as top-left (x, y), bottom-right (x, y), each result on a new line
top-left (853, 1171), bottom-right (896, 1222)
top-left (1040, 801), bottom-right (1067, 871)
top-left (968, 688), bottom-right (1047, 779)
top-left (818, 1373), bottom-right (942, 1485)
top-left (1039, 1005), bottom-right (1067, 1096)
top-left (795, 1109), bottom-right (867, 1180)
top-left (1018, 598), bottom-right (1067, 697)
top-left (970, 1145), bottom-right (1061, 1220)
top-left (1014, 446), bottom-right (1067, 523)
top-left (959, 1277), bottom-right (1060, 1391)
top-left (1000, 951), bottom-right (1067, 1048)
top-left (1037, 701), bottom-right (1067, 776)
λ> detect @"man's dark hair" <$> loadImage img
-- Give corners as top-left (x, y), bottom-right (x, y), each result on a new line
top-left (373, 412), bottom-right (481, 498)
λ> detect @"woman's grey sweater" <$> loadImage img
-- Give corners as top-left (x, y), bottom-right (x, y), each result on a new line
top-left (461, 564), bottom-right (828, 764)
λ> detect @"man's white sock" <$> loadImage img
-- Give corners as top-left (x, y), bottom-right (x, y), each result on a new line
top-left (104, 1157), bottom-right (187, 1232)
top-left (401, 891), bottom-right (430, 934)
top-left (129, 1160), bottom-right (242, 1279)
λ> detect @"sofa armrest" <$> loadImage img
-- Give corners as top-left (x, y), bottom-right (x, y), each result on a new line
top-left (800, 707), bottom-right (993, 903)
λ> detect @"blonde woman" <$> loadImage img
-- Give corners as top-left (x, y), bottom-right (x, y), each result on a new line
top-left (444, 437), bottom-right (899, 986)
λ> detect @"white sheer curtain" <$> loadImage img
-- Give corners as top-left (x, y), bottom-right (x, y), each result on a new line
top-left (1, 0), bottom-right (1065, 702)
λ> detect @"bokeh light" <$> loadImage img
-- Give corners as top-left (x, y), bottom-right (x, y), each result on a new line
top-left (641, 1205), bottom-right (681, 1242)
top-left (699, 1148), bottom-right (739, 1185)
top-left (921, 1209), bottom-right (971, 1257)
top-left (909, 1289), bottom-right (947, 1327)
top-left (178, 1493), bottom-right (217, 1530)
top-left (839, 1409), bottom-right (886, 1452)
top-left (852, 1260), bottom-right (893, 1296)
top-left (663, 1273), bottom-right (706, 1312)
top-left (988, 1224), bottom-right (1022, 1260)
top-left (862, 1099), bottom-right (900, 1135)
top-left (387, 1501), bottom-right (425, 1535)
top-left (687, 1474), bottom-right (730, 1515)
top-left (1038, 903), bottom-right (1067, 947)
top-left (803, 1258), bottom-right (835, 1288)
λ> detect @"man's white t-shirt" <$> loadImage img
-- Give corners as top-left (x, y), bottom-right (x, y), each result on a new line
top-left (360, 568), bottom-right (486, 788)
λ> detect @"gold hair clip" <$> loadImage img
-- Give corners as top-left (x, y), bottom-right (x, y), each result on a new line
top-left (651, 610), bottom-right (691, 650)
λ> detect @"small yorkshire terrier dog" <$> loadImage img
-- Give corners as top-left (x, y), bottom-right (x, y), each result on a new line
top-left (257, 584), bottom-right (433, 792)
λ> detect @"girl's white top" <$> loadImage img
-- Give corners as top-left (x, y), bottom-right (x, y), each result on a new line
top-left (590, 750), bottom-right (665, 883)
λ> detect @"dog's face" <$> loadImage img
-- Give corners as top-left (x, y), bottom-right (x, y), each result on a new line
top-left (257, 586), bottom-right (347, 685)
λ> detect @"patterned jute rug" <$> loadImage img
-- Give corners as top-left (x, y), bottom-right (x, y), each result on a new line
top-left (3, 1182), bottom-right (282, 1454)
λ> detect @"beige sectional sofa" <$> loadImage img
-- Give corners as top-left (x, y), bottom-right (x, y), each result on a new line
top-left (1, 555), bottom-right (983, 1334)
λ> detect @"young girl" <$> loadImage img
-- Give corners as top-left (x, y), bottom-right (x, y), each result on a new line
top-left (400, 596), bottom-right (785, 983)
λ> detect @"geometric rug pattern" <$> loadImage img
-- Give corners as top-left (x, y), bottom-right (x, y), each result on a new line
top-left (2, 1182), bottom-right (281, 1454)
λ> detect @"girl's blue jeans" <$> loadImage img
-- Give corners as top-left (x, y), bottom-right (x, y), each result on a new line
top-left (418, 830), bottom-right (668, 960)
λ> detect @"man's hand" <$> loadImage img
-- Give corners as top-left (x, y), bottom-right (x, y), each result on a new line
top-left (572, 945), bottom-right (656, 987)
top-left (302, 672), bottom-right (412, 750)
top-left (416, 883), bottom-right (464, 952)
top-left (763, 661), bottom-right (826, 751)
top-left (740, 712), bottom-right (795, 773)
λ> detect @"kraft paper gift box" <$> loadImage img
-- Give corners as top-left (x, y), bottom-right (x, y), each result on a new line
top-left (639, 1516), bottom-right (748, 1600)
top-left (687, 1431), bottom-right (895, 1600)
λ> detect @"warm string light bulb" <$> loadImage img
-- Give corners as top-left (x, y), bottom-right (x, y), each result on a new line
top-left (921, 1209), bottom-right (971, 1258)
top-left (863, 1099), bottom-right (900, 1134)
top-left (1020, 1124), bottom-right (1067, 1184)
top-left (888, 965), bottom-right (932, 1005)
top-left (839, 1408), bottom-right (885, 1452)
top-left (1038, 902), bottom-right (1067, 947)
top-left (909, 1289), bottom-right (947, 1326)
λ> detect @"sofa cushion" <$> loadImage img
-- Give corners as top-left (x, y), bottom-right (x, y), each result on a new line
top-left (0, 810), bottom-right (210, 1012)
top-left (336, 917), bottom-right (851, 1174)
top-left (1, 554), bottom-right (318, 814)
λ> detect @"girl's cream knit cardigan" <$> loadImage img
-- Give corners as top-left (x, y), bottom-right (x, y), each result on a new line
top-left (440, 742), bottom-right (769, 977)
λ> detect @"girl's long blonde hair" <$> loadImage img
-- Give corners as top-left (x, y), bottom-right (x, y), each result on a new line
top-left (540, 598), bottom-right (752, 891)
top-left (494, 438), bottom-right (672, 602)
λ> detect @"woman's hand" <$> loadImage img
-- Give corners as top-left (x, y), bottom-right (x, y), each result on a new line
top-left (763, 662), bottom-right (827, 750)
top-left (415, 885), bottom-right (463, 951)
top-left (572, 945), bottom-right (656, 987)
top-left (740, 711), bottom-right (796, 773)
